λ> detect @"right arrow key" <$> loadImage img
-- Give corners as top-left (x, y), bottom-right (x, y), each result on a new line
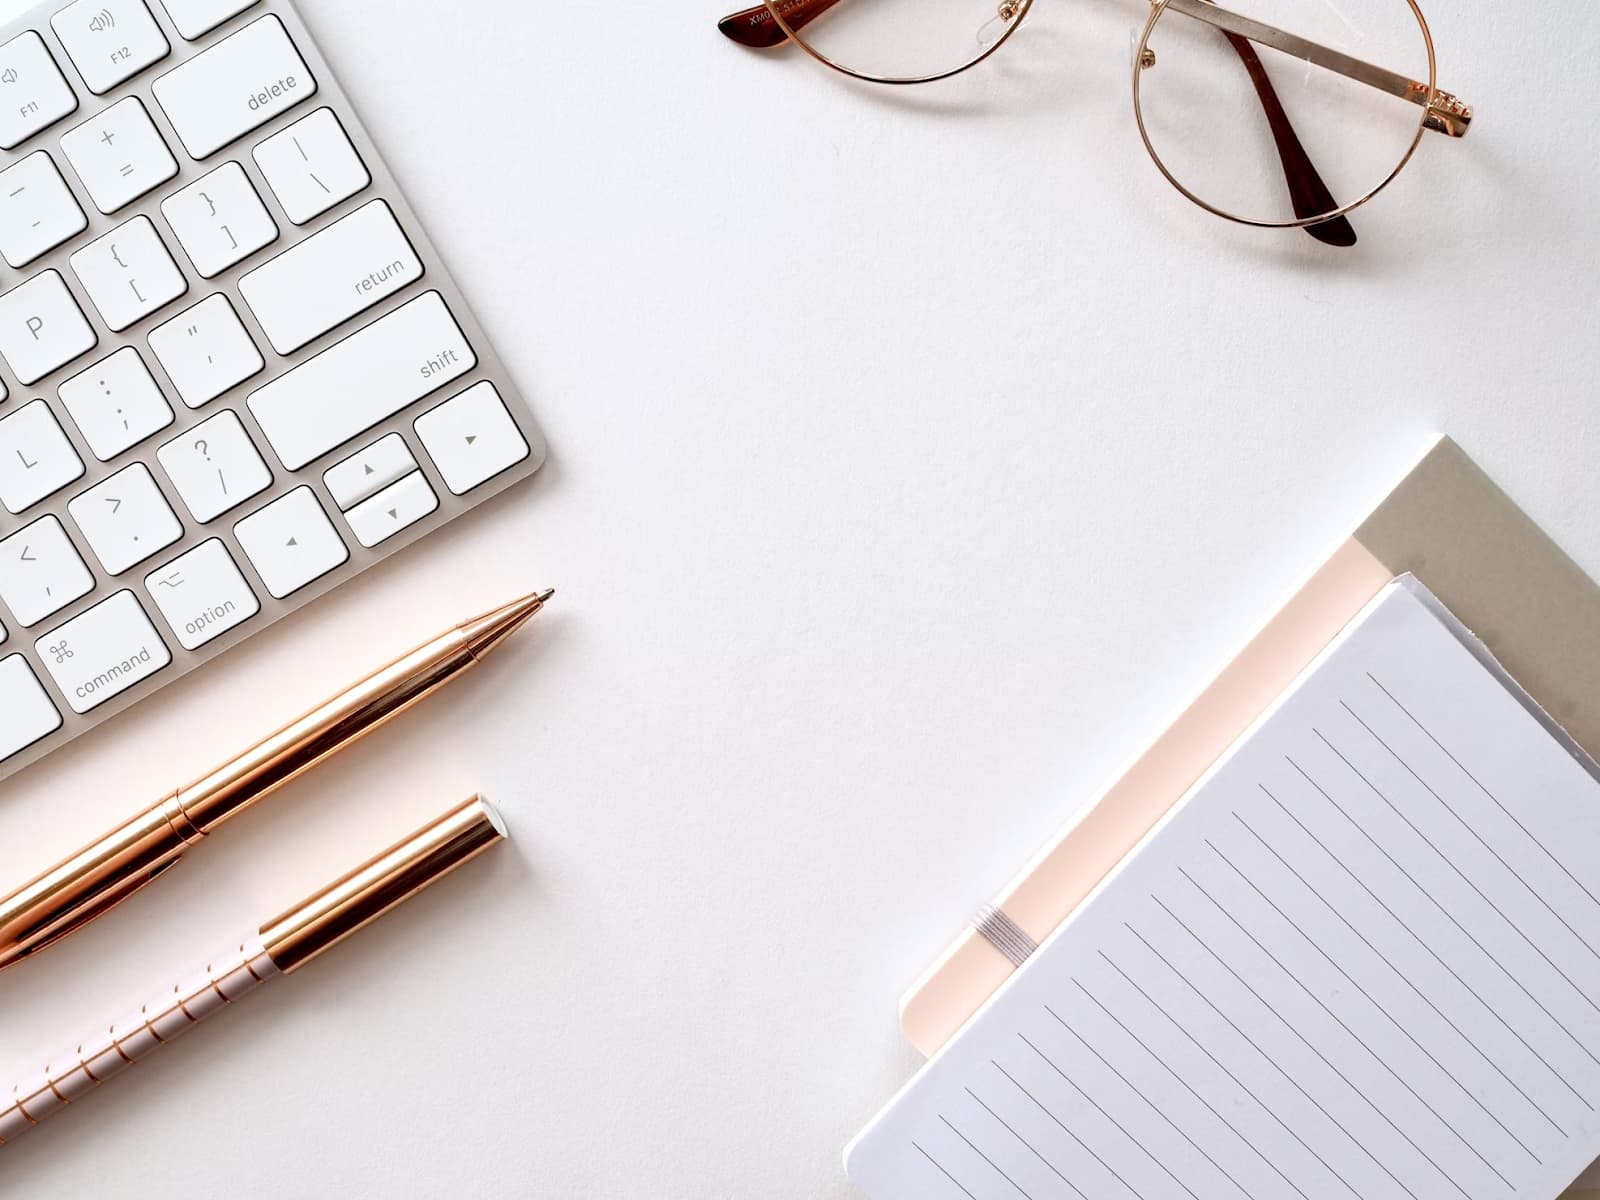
top-left (414, 381), bottom-right (529, 497)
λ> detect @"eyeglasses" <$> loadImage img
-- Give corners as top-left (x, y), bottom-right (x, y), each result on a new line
top-left (716, 0), bottom-right (1473, 246)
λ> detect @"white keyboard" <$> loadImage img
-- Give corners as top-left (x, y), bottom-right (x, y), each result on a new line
top-left (0, 0), bottom-right (545, 783)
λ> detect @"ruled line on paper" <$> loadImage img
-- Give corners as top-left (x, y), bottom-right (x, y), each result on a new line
top-left (1343, 695), bottom-right (1600, 967)
top-left (992, 1058), bottom-right (1147, 1199)
top-left (1315, 729), bottom-right (1600, 1024)
top-left (1145, 899), bottom-right (1451, 1200)
top-left (1368, 670), bottom-right (1600, 919)
top-left (1071, 978), bottom-right (1308, 1200)
top-left (1129, 919), bottom-right (1422, 1200)
top-left (1206, 828), bottom-right (1534, 1172)
top-left (1019, 1031), bottom-right (1202, 1200)
top-left (913, 1141), bottom-right (978, 1199)
top-left (1286, 754), bottom-right (1600, 1074)
top-left (1095, 951), bottom-right (1357, 1198)
top-left (1263, 780), bottom-right (1592, 1113)
top-left (964, 1086), bottom-right (1090, 1200)
top-left (1242, 797), bottom-right (1567, 1140)
top-left (1044, 1002), bottom-right (1260, 1200)
top-left (938, 1114), bottom-right (1035, 1200)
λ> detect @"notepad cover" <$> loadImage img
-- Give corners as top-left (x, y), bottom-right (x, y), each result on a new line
top-left (856, 579), bottom-right (1600, 1200)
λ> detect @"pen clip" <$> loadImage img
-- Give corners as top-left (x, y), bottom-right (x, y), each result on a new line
top-left (14, 859), bottom-right (181, 962)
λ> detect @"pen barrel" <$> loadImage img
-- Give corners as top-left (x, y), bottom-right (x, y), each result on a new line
top-left (176, 634), bottom-right (474, 831)
top-left (0, 939), bottom-right (278, 1148)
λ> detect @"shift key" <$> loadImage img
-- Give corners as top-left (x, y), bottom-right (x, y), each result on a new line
top-left (152, 16), bottom-right (315, 158)
top-left (248, 291), bottom-right (475, 470)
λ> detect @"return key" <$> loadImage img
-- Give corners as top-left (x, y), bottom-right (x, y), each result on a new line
top-left (238, 199), bottom-right (423, 354)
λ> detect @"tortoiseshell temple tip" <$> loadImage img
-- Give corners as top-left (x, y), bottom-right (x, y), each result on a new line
top-left (719, 6), bottom-right (790, 48)
top-left (1306, 214), bottom-right (1358, 248)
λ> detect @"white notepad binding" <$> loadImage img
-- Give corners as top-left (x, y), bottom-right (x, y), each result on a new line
top-left (848, 577), bottom-right (1600, 1200)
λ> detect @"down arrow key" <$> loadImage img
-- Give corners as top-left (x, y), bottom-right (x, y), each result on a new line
top-left (342, 470), bottom-right (438, 550)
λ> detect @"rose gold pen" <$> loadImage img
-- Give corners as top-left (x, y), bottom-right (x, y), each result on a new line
top-left (0, 794), bottom-right (507, 1147)
top-left (0, 590), bottom-right (553, 972)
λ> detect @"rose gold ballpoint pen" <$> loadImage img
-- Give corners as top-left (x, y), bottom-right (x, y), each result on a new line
top-left (1, 794), bottom-right (508, 1147)
top-left (0, 589), bottom-right (553, 972)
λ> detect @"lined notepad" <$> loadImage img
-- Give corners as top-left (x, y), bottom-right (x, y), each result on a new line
top-left (848, 579), bottom-right (1600, 1200)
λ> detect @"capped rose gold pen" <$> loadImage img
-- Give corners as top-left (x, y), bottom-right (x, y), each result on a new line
top-left (0, 794), bottom-right (508, 1147)
top-left (0, 590), bottom-right (553, 972)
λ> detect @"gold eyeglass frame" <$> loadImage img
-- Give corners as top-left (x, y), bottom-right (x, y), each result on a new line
top-left (738, 0), bottom-right (1473, 233)
top-left (763, 0), bottom-right (1038, 85)
top-left (1133, 0), bottom-right (1434, 229)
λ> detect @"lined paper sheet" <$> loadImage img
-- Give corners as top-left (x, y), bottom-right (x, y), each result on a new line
top-left (848, 579), bottom-right (1600, 1200)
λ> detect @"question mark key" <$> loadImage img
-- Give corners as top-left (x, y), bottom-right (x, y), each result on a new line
top-left (155, 409), bottom-right (272, 523)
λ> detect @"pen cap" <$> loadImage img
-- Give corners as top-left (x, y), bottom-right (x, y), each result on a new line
top-left (259, 796), bottom-right (507, 973)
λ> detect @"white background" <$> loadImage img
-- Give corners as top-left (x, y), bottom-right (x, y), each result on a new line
top-left (2, 0), bottom-right (1598, 1196)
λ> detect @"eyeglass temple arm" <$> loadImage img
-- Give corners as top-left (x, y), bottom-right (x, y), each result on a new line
top-left (717, 0), bottom-right (1473, 139)
top-left (719, 0), bottom-right (842, 49)
top-left (1164, 0), bottom-right (1472, 137)
top-left (1220, 30), bottom-right (1356, 246)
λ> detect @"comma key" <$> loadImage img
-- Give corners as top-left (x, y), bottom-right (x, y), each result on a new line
top-left (36, 589), bottom-right (171, 714)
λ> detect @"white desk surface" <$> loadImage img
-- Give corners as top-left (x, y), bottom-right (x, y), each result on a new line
top-left (2, 1), bottom-right (1598, 1196)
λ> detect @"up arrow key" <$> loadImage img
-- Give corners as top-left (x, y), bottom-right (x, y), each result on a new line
top-left (286, 537), bottom-right (298, 547)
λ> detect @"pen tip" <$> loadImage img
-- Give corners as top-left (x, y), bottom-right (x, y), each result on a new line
top-left (461, 588), bottom-right (556, 661)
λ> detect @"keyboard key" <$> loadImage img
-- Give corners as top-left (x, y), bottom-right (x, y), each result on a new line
top-left (161, 161), bottom-right (277, 277)
top-left (238, 199), bottom-right (422, 354)
top-left (253, 107), bottom-right (368, 225)
top-left (67, 462), bottom-right (183, 575)
top-left (59, 348), bottom-right (175, 461)
top-left (52, 0), bottom-right (170, 95)
top-left (156, 407), bottom-right (270, 522)
top-left (0, 270), bottom-right (97, 385)
top-left (152, 16), bottom-right (315, 159)
top-left (0, 33), bottom-right (79, 150)
top-left (60, 97), bottom-right (179, 214)
top-left (36, 589), bottom-right (171, 714)
top-left (160, 0), bottom-right (258, 40)
top-left (415, 382), bottom-right (530, 495)
top-left (0, 152), bottom-right (88, 268)
top-left (249, 291), bottom-right (474, 471)
top-left (144, 537), bottom-right (258, 649)
top-left (343, 470), bottom-right (436, 548)
top-left (0, 654), bottom-right (62, 761)
top-left (0, 399), bottom-right (85, 513)
top-left (0, 514), bottom-right (94, 626)
top-left (70, 214), bottom-right (188, 331)
top-left (233, 485), bottom-right (346, 598)
top-left (323, 432), bottom-right (416, 510)
top-left (148, 293), bottom-right (263, 407)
